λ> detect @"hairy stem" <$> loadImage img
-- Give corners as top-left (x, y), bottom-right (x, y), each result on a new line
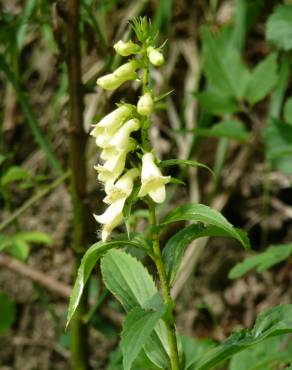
top-left (148, 201), bottom-right (180, 370)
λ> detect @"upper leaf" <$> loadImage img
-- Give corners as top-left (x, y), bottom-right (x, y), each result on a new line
top-left (162, 224), bottom-right (239, 286)
top-left (201, 26), bottom-right (250, 100)
top-left (66, 240), bottom-right (143, 327)
top-left (121, 306), bottom-right (166, 370)
top-left (101, 250), bottom-right (171, 369)
top-left (245, 53), bottom-right (278, 105)
top-left (266, 5), bottom-right (292, 51)
top-left (229, 243), bottom-right (292, 279)
top-left (161, 204), bottom-right (250, 251)
top-left (194, 304), bottom-right (292, 370)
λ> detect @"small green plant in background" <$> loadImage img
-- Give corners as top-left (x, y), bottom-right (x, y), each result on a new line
top-left (66, 18), bottom-right (292, 370)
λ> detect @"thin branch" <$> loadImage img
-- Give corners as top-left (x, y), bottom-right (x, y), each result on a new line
top-left (0, 254), bottom-right (71, 298)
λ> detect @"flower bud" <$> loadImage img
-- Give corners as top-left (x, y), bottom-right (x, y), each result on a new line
top-left (113, 61), bottom-right (139, 79)
top-left (94, 198), bottom-right (125, 241)
top-left (109, 118), bottom-right (140, 149)
top-left (138, 152), bottom-right (170, 203)
top-left (113, 40), bottom-right (140, 56)
top-left (104, 168), bottom-right (139, 204)
top-left (137, 92), bottom-right (154, 116)
top-left (147, 46), bottom-right (164, 66)
top-left (97, 74), bottom-right (123, 91)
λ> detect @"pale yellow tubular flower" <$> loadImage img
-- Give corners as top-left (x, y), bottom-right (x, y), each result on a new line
top-left (96, 74), bottom-right (124, 91)
top-left (95, 150), bottom-right (128, 184)
top-left (109, 118), bottom-right (140, 149)
top-left (113, 40), bottom-right (140, 56)
top-left (90, 105), bottom-right (132, 149)
top-left (113, 61), bottom-right (139, 79)
top-left (137, 92), bottom-right (154, 116)
top-left (147, 46), bottom-right (164, 67)
top-left (100, 138), bottom-right (136, 161)
top-left (90, 105), bottom-right (132, 137)
top-left (104, 168), bottom-right (140, 204)
top-left (138, 152), bottom-right (170, 203)
top-left (94, 198), bottom-right (125, 241)
top-left (95, 138), bottom-right (137, 184)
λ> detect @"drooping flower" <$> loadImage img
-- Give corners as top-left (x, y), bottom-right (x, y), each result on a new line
top-left (94, 198), bottom-right (125, 241)
top-left (138, 152), bottom-right (170, 203)
top-left (104, 168), bottom-right (140, 204)
top-left (114, 40), bottom-right (140, 56)
top-left (137, 92), bottom-right (154, 116)
top-left (95, 138), bottom-right (137, 185)
top-left (147, 46), bottom-right (164, 66)
top-left (90, 105), bottom-right (132, 137)
top-left (97, 61), bottom-right (139, 91)
top-left (108, 118), bottom-right (140, 149)
top-left (96, 74), bottom-right (124, 91)
top-left (90, 105), bottom-right (132, 148)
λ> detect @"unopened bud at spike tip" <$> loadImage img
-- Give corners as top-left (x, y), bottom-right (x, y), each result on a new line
top-left (137, 92), bottom-right (154, 116)
top-left (114, 40), bottom-right (140, 56)
top-left (147, 46), bottom-right (164, 67)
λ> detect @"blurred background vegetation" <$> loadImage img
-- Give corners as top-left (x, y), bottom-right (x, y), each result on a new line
top-left (0, 0), bottom-right (292, 369)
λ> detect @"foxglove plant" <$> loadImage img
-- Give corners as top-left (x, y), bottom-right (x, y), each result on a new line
top-left (67, 18), bottom-right (252, 370)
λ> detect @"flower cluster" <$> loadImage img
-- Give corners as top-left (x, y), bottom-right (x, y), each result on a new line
top-left (91, 37), bottom-right (170, 241)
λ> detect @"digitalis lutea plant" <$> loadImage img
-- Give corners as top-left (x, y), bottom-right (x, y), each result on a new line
top-left (67, 18), bottom-right (252, 370)
top-left (91, 22), bottom-right (168, 242)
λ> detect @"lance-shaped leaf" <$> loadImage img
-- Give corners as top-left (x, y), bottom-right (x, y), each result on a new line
top-left (162, 224), bottom-right (240, 285)
top-left (229, 243), bottom-right (292, 279)
top-left (161, 204), bottom-right (250, 251)
top-left (121, 305), bottom-right (166, 370)
top-left (101, 250), bottom-right (171, 369)
top-left (66, 240), bottom-right (143, 327)
top-left (160, 159), bottom-right (213, 175)
top-left (194, 304), bottom-right (292, 370)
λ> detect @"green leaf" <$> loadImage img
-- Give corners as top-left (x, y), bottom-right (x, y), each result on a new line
top-left (194, 120), bottom-right (249, 143)
top-left (263, 119), bottom-right (292, 174)
top-left (101, 249), bottom-right (161, 311)
top-left (161, 204), bottom-right (250, 251)
top-left (201, 26), bottom-right (250, 100)
top-left (161, 159), bottom-right (213, 175)
top-left (1, 166), bottom-right (29, 186)
top-left (66, 240), bottom-right (143, 327)
top-left (180, 335), bottom-right (215, 370)
top-left (245, 53), bottom-right (278, 105)
top-left (229, 243), bottom-right (292, 279)
top-left (9, 239), bottom-right (29, 261)
top-left (266, 5), bottom-right (292, 51)
top-left (101, 250), bottom-right (171, 369)
top-left (121, 306), bottom-right (166, 370)
top-left (16, 231), bottom-right (53, 245)
top-left (229, 335), bottom-right (292, 370)
top-left (194, 304), bottom-right (292, 370)
top-left (195, 90), bottom-right (240, 115)
top-left (162, 224), bottom-right (245, 286)
top-left (284, 97), bottom-right (292, 125)
top-left (0, 292), bottom-right (16, 335)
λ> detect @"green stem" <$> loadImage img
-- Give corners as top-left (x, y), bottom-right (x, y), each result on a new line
top-left (148, 200), bottom-right (180, 370)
